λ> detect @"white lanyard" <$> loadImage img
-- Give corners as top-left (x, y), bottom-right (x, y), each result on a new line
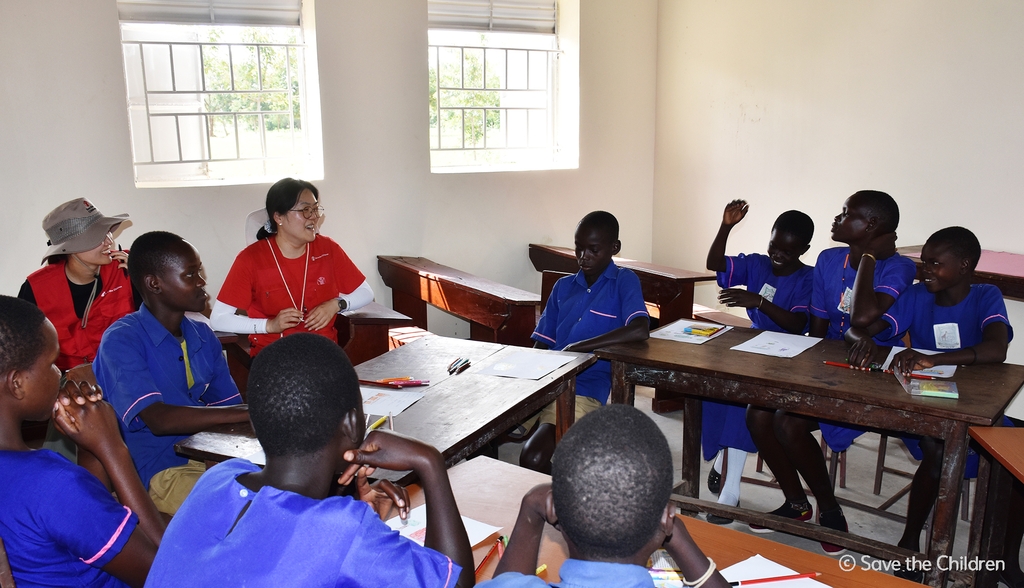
top-left (268, 238), bottom-right (310, 317)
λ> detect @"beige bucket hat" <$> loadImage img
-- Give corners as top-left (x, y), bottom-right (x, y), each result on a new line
top-left (41, 198), bottom-right (131, 263)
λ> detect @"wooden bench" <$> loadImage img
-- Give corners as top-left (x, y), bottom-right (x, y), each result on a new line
top-left (530, 244), bottom-right (717, 412)
top-left (378, 256), bottom-right (541, 348)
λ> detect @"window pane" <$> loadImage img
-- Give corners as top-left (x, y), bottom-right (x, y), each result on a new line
top-left (150, 116), bottom-right (180, 161)
top-left (203, 44), bottom-right (232, 91)
top-left (260, 45), bottom-right (288, 90)
top-left (506, 50), bottom-right (528, 90)
top-left (237, 114), bottom-right (263, 158)
top-left (463, 48), bottom-right (484, 89)
top-left (142, 44), bottom-right (173, 92)
top-left (231, 45), bottom-right (260, 91)
top-left (208, 115), bottom-right (237, 159)
top-left (528, 51), bottom-right (548, 90)
top-left (428, 47), bottom-right (439, 149)
top-left (439, 47), bottom-right (462, 89)
top-left (440, 109), bottom-right (462, 149)
top-left (171, 45), bottom-right (202, 92)
top-left (485, 109), bottom-right (504, 148)
top-left (464, 109), bottom-right (483, 148)
top-left (179, 114), bottom-right (206, 161)
top-left (528, 109), bottom-right (547, 147)
top-left (264, 114), bottom-right (293, 157)
top-left (485, 49), bottom-right (505, 89)
top-left (507, 109), bottom-right (528, 148)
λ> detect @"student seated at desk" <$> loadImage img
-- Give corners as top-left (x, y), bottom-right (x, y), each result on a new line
top-left (846, 226), bottom-right (1021, 583)
top-left (519, 211), bottom-right (649, 473)
top-left (0, 296), bottom-right (165, 588)
top-left (145, 333), bottom-right (474, 587)
top-left (211, 178), bottom-right (374, 357)
top-left (94, 232), bottom-right (249, 516)
top-left (482, 405), bottom-right (728, 588)
top-left (747, 190), bottom-right (916, 554)
top-left (703, 200), bottom-right (814, 523)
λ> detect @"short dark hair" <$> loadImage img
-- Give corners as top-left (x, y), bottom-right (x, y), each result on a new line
top-left (247, 334), bottom-right (361, 457)
top-left (257, 178), bottom-right (320, 241)
top-left (0, 295), bottom-right (48, 374)
top-left (577, 211), bottom-right (619, 242)
top-left (926, 226), bottom-right (982, 271)
top-left (853, 190), bottom-right (900, 233)
top-left (772, 210), bottom-right (814, 246)
top-left (128, 231), bottom-right (187, 293)
top-left (551, 404), bottom-right (673, 560)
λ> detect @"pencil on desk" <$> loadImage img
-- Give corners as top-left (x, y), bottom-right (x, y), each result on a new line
top-left (823, 360), bottom-right (937, 380)
top-left (729, 572), bottom-right (821, 586)
top-left (475, 537), bottom-right (503, 577)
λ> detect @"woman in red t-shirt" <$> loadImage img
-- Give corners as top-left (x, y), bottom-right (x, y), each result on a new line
top-left (212, 178), bottom-right (373, 356)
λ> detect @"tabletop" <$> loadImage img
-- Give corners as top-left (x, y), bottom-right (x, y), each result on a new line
top-left (408, 457), bottom-right (919, 587)
top-left (970, 426), bottom-right (1024, 482)
top-left (175, 336), bottom-right (595, 482)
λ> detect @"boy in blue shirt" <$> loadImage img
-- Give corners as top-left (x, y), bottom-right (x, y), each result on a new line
top-left (519, 211), bottom-right (649, 473)
top-left (747, 190), bottom-right (916, 554)
top-left (0, 295), bottom-right (164, 588)
top-left (703, 201), bottom-right (814, 523)
top-left (146, 333), bottom-right (474, 587)
top-left (845, 226), bottom-right (1019, 582)
top-left (482, 405), bottom-right (729, 588)
top-left (94, 231), bottom-right (249, 515)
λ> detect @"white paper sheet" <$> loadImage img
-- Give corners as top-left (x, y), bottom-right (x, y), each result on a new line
top-left (386, 504), bottom-right (501, 547)
top-left (880, 347), bottom-right (955, 378)
top-left (361, 386), bottom-right (425, 418)
top-left (650, 319), bottom-right (732, 344)
top-left (475, 350), bottom-right (576, 380)
top-left (730, 331), bottom-right (821, 358)
top-left (649, 552), bottom-right (830, 588)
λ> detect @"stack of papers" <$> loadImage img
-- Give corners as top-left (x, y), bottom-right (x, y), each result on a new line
top-left (476, 350), bottom-right (576, 380)
top-left (649, 552), bottom-right (829, 588)
top-left (361, 386), bottom-right (425, 418)
top-left (651, 319), bottom-right (732, 345)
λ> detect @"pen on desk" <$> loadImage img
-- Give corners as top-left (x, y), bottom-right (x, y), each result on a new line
top-left (823, 360), bottom-right (937, 380)
top-left (388, 412), bottom-right (394, 431)
top-left (448, 358), bottom-right (466, 374)
top-left (729, 572), bottom-right (821, 586)
top-left (455, 360), bottom-right (471, 375)
top-left (475, 537), bottom-right (503, 576)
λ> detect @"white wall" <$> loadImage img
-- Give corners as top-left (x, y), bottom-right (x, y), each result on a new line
top-left (652, 0), bottom-right (1024, 416)
top-left (0, 0), bottom-right (658, 338)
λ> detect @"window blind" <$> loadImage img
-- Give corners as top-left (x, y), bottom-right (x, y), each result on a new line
top-left (427, 0), bottom-right (556, 34)
top-left (117, 0), bottom-right (302, 26)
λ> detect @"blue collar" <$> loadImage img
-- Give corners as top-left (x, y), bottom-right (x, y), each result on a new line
top-left (573, 260), bottom-right (620, 288)
top-left (137, 304), bottom-right (202, 351)
top-left (556, 559), bottom-right (654, 587)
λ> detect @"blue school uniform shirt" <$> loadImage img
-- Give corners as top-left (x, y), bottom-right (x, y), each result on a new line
top-left (478, 559), bottom-right (654, 587)
top-left (809, 247), bottom-right (916, 344)
top-left (881, 282), bottom-right (1014, 472)
top-left (144, 459), bottom-right (459, 588)
top-left (94, 304), bottom-right (242, 486)
top-left (717, 253), bottom-right (813, 333)
top-left (532, 262), bottom-right (649, 405)
top-left (0, 450), bottom-right (138, 588)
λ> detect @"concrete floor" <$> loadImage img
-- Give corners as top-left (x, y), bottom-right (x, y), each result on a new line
top-left (497, 386), bottom-right (1018, 585)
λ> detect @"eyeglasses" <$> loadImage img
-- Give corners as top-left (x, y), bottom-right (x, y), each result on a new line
top-left (289, 205), bottom-right (325, 219)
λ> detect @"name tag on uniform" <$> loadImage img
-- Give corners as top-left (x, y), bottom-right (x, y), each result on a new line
top-left (758, 283), bottom-right (777, 304)
top-left (838, 287), bottom-right (853, 315)
top-left (933, 323), bottom-right (962, 349)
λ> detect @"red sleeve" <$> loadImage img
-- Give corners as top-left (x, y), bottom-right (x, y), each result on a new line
top-left (324, 237), bottom-right (365, 294)
top-left (217, 243), bottom-right (259, 309)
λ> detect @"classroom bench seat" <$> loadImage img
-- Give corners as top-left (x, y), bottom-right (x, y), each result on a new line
top-left (378, 256), bottom-right (541, 348)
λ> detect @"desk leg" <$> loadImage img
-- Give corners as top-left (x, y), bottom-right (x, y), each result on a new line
top-left (609, 361), bottom-right (635, 405)
top-left (926, 421), bottom-right (969, 588)
top-left (555, 378), bottom-right (576, 443)
top-left (972, 448), bottom-right (1011, 588)
top-left (677, 396), bottom-right (703, 499)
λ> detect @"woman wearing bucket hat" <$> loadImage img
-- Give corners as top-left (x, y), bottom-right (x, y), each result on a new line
top-left (18, 198), bottom-right (138, 372)
top-left (212, 178), bottom-right (373, 357)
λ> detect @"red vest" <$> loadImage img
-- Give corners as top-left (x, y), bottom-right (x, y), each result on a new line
top-left (27, 261), bottom-right (135, 371)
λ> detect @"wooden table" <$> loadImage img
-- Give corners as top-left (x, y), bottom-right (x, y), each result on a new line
top-left (967, 427), bottom-right (1024, 588)
top-left (175, 335), bottom-right (595, 482)
top-left (414, 456), bottom-right (919, 586)
top-left (334, 301), bottom-right (414, 365)
top-left (378, 255), bottom-right (541, 347)
top-left (897, 246), bottom-right (1024, 300)
top-left (596, 329), bottom-right (1024, 587)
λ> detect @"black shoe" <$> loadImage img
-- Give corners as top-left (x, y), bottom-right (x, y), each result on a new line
top-left (708, 514), bottom-right (733, 528)
top-left (707, 468), bottom-right (722, 495)
top-left (749, 500), bottom-right (812, 533)
top-left (818, 507), bottom-right (849, 555)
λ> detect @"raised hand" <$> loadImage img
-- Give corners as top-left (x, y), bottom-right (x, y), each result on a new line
top-left (722, 200), bottom-right (749, 226)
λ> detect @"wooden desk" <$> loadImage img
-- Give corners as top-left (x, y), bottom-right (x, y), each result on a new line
top-left (529, 244), bottom-right (717, 413)
top-left (175, 335), bottom-right (595, 483)
top-left (968, 427), bottom-right (1024, 588)
top-left (596, 329), bottom-right (1024, 587)
top-left (378, 256), bottom-right (540, 347)
top-left (897, 246), bottom-right (1024, 300)
top-left (335, 301), bottom-right (414, 365)
top-left (413, 457), bottom-right (918, 586)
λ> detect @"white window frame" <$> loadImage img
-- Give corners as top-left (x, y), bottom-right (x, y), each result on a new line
top-left (117, 0), bottom-right (323, 188)
top-left (428, 0), bottom-right (579, 174)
